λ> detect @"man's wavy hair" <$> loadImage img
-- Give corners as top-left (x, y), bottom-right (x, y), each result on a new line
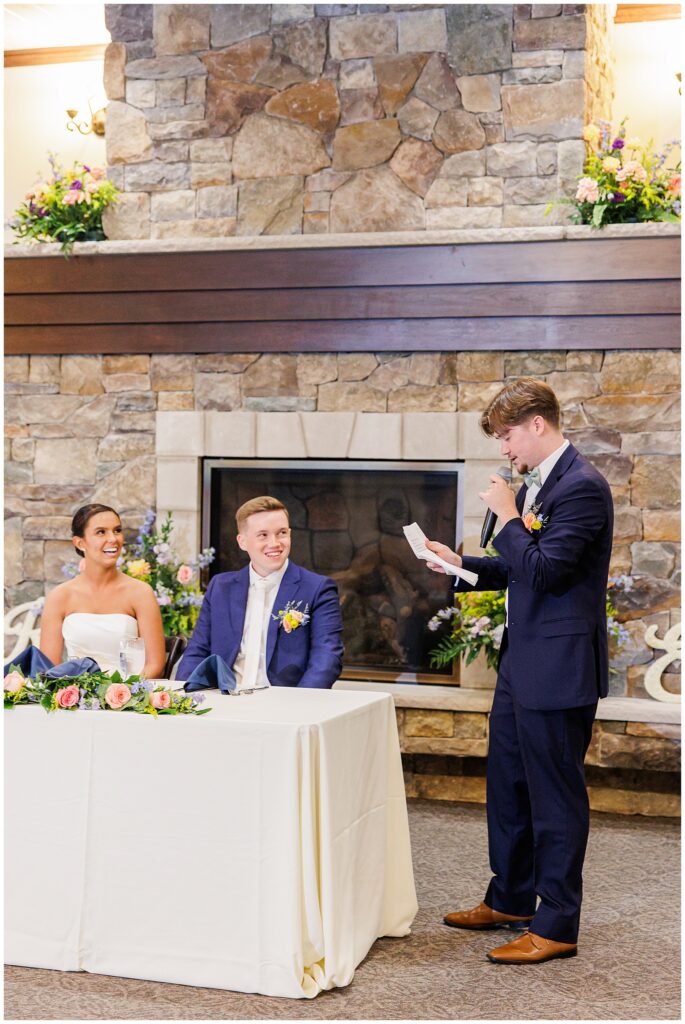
top-left (480, 377), bottom-right (561, 437)
top-left (235, 495), bottom-right (288, 533)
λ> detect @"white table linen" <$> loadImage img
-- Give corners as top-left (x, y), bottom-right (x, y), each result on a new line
top-left (5, 687), bottom-right (417, 998)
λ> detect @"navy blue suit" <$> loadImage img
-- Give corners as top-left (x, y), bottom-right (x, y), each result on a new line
top-left (177, 561), bottom-right (344, 689)
top-left (457, 444), bottom-right (613, 943)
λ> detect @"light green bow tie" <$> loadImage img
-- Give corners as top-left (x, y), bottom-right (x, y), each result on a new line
top-left (524, 467), bottom-right (542, 488)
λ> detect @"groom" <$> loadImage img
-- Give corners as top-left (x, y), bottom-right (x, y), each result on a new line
top-left (178, 496), bottom-right (343, 689)
top-left (426, 378), bottom-right (613, 965)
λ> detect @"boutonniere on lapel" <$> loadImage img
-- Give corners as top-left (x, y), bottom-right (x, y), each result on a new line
top-left (522, 503), bottom-right (548, 533)
top-left (274, 600), bottom-right (310, 633)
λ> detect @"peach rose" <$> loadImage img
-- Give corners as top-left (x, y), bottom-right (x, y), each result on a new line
top-left (150, 690), bottom-right (171, 710)
top-left (105, 683), bottom-right (131, 709)
top-left (668, 174), bottom-right (681, 195)
top-left (522, 512), bottom-right (536, 531)
top-left (575, 177), bottom-right (599, 203)
top-left (4, 671), bottom-right (25, 694)
top-left (602, 156), bottom-right (620, 173)
top-left (616, 161), bottom-right (647, 184)
top-left (56, 684), bottom-right (80, 708)
top-left (176, 564), bottom-right (193, 585)
top-left (90, 166), bottom-right (105, 180)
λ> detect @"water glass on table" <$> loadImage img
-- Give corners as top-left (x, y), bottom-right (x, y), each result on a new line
top-left (119, 637), bottom-right (146, 679)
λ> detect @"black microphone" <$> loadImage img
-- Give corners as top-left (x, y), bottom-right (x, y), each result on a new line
top-left (480, 464), bottom-right (513, 549)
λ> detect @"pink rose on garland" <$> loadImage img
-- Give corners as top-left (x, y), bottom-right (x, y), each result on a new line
top-left (56, 684), bottom-right (80, 708)
top-left (4, 671), bottom-right (25, 693)
top-left (176, 564), bottom-right (193, 585)
top-left (150, 690), bottom-right (171, 710)
top-left (575, 177), bottom-right (599, 203)
top-left (105, 683), bottom-right (131, 709)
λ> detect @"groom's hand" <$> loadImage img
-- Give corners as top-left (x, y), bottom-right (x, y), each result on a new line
top-left (425, 539), bottom-right (462, 574)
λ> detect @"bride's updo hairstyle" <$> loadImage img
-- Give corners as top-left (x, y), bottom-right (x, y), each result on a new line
top-left (72, 503), bottom-right (120, 557)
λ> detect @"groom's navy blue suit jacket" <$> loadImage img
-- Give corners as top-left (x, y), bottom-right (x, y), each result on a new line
top-left (177, 561), bottom-right (344, 688)
top-left (458, 444), bottom-right (613, 710)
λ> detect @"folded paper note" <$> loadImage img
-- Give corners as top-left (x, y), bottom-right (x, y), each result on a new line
top-left (403, 522), bottom-right (479, 587)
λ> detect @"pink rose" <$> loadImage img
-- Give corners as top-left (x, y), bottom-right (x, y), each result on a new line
top-left (56, 684), bottom-right (80, 708)
top-left (668, 174), bottom-right (681, 196)
top-left (575, 177), bottom-right (599, 203)
top-left (176, 564), bottom-right (193, 585)
top-left (90, 167), bottom-right (105, 180)
top-left (616, 161), bottom-right (647, 184)
top-left (105, 683), bottom-right (131, 709)
top-left (150, 690), bottom-right (171, 710)
top-left (4, 671), bottom-right (25, 694)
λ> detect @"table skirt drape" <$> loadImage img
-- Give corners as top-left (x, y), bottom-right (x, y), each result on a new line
top-left (5, 687), bottom-right (418, 998)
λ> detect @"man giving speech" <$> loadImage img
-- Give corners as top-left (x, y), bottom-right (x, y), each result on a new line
top-left (426, 377), bottom-right (613, 965)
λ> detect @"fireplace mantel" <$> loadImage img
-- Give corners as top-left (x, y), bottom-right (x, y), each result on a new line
top-left (5, 224), bottom-right (680, 355)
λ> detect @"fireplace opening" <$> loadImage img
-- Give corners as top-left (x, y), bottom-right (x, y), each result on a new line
top-left (202, 459), bottom-right (465, 683)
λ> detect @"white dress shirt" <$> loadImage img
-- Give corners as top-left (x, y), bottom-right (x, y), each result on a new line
top-left (233, 559), bottom-right (289, 691)
top-left (505, 439), bottom-right (569, 626)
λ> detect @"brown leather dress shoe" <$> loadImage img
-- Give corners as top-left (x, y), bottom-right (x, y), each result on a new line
top-left (443, 901), bottom-right (534, 931)
top-left (487, 931), bottom-right (578, 964)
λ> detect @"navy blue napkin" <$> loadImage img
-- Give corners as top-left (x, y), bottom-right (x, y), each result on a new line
top-left (184, 654), bottom-right (237, 694)
top-left (4, 644), bottom-right (100, 679)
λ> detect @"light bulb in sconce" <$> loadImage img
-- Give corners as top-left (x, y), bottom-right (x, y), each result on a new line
top-left (65, 101), bottom-right (106, 136)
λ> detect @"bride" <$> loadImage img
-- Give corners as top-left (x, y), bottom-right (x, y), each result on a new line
top-left (40, 504), bottom-right (166, 678)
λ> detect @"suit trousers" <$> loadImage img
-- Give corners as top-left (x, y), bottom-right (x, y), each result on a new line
top-left (483, 645), bottom-right (597, 944)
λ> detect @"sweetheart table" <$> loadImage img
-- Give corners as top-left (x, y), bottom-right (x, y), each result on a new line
top-left (5, 686), bottom-right (417, 998)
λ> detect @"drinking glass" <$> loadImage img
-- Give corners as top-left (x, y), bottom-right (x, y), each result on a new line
top-left (119, 637), bottom-right (146, 679)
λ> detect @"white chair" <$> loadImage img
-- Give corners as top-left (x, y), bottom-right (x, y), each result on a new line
top-left (4, 598), bottom-right (44, 664)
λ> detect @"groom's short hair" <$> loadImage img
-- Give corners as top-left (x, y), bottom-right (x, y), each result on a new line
top-left (236, 495), bottom-right (288, 533)
top-left (480, 377), bottom-right (561, 437)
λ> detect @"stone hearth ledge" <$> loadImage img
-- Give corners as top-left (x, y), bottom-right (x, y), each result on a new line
top-left (333, 680), bottom-right (681, 725)
top-left (4, 222), bottom-right (680, 257)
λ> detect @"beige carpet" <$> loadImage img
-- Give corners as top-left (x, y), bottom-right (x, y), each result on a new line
top-left (4, 800), bottom-right (680, 1020)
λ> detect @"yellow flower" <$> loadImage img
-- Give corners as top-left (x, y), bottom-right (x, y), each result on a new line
top-left (583, 124), bottom-right (600, 146)
top-left (531, 520), bottom-right (542, 531)
top-left (127, 558), bottom-right (151, 578)
top-left (602, 156), bottom-right (620, 173)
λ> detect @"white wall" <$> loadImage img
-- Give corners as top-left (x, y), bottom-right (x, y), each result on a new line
top-left (612, 19), bottom-right (682, 164)
top-left (4, 60), bottom-right (107, 240)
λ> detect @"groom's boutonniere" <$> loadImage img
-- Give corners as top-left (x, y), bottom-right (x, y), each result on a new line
top-left (522, 503), bottom-right (548, 533)
top-left (274, 600), bottom-right (310, 633)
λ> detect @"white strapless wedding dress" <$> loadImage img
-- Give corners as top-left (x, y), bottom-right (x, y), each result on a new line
top-left (62, 613), bottom-right (139, 675)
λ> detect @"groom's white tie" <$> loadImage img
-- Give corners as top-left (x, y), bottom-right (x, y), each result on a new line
top-left (241, 576), bottom-right (270, 690)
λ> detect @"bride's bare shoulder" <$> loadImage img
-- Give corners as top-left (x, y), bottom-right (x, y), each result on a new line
top-left (42, 577), bottom-right (79, 610)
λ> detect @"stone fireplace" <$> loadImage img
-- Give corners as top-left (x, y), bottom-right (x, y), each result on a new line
top-left (101, 3), bottom-right (615, 239)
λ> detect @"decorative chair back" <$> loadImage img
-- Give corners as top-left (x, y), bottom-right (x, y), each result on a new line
top-left (164, 635), bottom-right (188, 680)
top-left (4, 598), bottom-right (45, 664)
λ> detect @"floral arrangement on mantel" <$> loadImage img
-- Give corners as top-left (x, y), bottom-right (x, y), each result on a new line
top-left (4, 667), bottom-right (209, 716)
top-left (64, 510), bottom-right (215, 638)
top-left (428, 574), bottom-right (632, 672)
top-left (10, 154), bottom-right (119, 254)
top-left (547, 120), bottom-right (681, 227)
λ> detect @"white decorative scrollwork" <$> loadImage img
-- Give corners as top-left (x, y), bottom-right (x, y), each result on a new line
top-left (4, 598), bottom-right (44, 664)
top-left (643, 623), bottom-right (681, 704)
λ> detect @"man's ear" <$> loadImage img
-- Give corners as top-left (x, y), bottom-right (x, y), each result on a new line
top-left (237, 533), bottom-right (248, 552)
top-left (532, 415), bottom-right (546, 435)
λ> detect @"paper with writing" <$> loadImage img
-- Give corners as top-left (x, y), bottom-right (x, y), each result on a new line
top-left (403, 523), bottom-right (479, 587)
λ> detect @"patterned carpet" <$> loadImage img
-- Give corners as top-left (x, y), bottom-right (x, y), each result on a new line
top-left (4, 800), bottom-right (680, 1020)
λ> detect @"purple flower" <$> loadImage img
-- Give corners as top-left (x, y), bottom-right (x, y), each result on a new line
top-left (91, 697), bottom-right (101, 710)
top-left (611, 191), bottom-right (626, 203)
top-left (83, 164), bottom-right (90, 172)
top-left (71, 179), bottom-right (83, 190)
top-left (611, 139), bottom-right (624, 150)
top-left (191, 692), bottom-right (205, 705)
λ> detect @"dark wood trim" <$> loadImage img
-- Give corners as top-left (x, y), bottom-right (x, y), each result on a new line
top-left (5, 316), bottom-right (679, 354)
top-left (4, 235), bottom-right (680, 354)
top-left (4, 44), bottom-right (107, 67)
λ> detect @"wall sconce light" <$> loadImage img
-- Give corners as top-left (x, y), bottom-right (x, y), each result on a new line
top-left (65, 102), bottom-right (106, 136)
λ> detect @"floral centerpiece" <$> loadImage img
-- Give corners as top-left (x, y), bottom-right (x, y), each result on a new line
top-left (4, 667), bottom-right (209, 716)
top-left (428, 575), bottom-right (631, 672)
top-left (64, 509), bottom-right (215, 638)
top-left (546, 119), bottom-right (680, 227)
top-left (10, 154), bottom-right (119, 254)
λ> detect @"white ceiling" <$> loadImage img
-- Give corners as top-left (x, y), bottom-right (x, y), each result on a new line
top-left (4, 3), bottom-right (109, 50)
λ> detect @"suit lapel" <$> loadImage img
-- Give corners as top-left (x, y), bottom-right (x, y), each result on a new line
top-left (534, 442), bottom-right (579, 508)
top-left (515, 485), bottom-right (528, 513)
top-left (266, 561), bottom-right (302, 668)
top-left (229, 566), bottom-right (250, 646)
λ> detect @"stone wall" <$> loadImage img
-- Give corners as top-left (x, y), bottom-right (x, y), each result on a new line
top-left (4, 348), bottom-right (680, 701)
top-left (101, 3), bottom-right (615, 238)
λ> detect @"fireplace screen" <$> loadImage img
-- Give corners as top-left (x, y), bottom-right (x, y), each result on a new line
top-left (202, 459), bottom-right (465, 682)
